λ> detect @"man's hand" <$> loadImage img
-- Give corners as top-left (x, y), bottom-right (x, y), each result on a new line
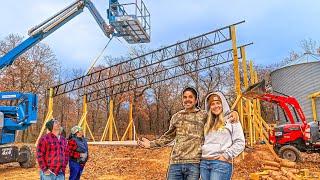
top-left (227, 111), bottom-right (239, 123)
top-left (137, 137), bottom-right (151, 148)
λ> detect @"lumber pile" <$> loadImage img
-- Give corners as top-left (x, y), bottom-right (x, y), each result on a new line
top-left (249, 159), bottom-right (320, 180)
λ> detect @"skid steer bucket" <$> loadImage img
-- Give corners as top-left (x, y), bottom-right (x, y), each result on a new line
top-left (243, 79), bottom-right (266, 98)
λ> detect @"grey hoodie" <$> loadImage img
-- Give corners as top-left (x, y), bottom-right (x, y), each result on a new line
top-left (201, 92), bottom-right (245, 160)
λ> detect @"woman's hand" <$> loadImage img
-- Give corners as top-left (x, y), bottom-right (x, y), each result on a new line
top-left (137, 137), bottom-right (151, 148)
top-left (218, 155), bottom-right (228, 162)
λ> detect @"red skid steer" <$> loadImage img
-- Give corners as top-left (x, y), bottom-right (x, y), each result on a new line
top-left (242, 80), bottom-right (320, 162)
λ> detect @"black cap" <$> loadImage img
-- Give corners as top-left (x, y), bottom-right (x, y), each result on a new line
top-left (45, 119), bottom-right (55, 132)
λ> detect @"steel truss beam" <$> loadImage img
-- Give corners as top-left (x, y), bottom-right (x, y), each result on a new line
top-left (51, 21), bottom-right (245, 98)
top-left (84, 43), bottom-right (252, 102)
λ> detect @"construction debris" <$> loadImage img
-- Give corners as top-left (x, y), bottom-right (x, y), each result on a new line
top-left (250, 153), bottom-right (320, 180)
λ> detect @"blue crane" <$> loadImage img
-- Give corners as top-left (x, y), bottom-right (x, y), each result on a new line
top-left (0, 0), bottom-right (150, 168)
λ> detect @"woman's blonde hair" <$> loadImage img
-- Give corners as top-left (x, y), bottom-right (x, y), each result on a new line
top-left (204, 95), bottom-right (224, 135)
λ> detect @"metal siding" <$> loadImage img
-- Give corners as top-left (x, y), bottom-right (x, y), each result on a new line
top-left (271, 62), bottom-right (320, 122)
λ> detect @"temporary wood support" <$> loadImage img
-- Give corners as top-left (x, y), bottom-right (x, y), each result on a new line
top-left (35, 88), bottom-right (54, 145)
top-left (101, 99), bottom-right (119, 141)
top-left (78, 95), bottom-right (95, 141)
top-left (309, 91), bottom-right (320, 122)
top-left (121, 98), bottom-right (137, 141)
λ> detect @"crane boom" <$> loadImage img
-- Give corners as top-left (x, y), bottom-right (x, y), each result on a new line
top-left (0, 0), bottom-right (150, 168)
top-left (0, 0), bottom-right (114, 69)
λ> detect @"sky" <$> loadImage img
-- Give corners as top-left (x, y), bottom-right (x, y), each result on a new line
top-left (0, 0), bottom-right (319, 71)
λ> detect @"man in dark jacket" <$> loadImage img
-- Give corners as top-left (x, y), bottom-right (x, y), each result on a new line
top-left (68, 125), bottom-right (88, 180)
top-left (37, 119), bottom-right (69, 180)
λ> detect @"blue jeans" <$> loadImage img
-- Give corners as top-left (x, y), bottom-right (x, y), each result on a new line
top-left (167, 163), bottom-right (200, 180)
top-left (69, 160), bottom-right (84, 180)
top-left (40, 170), bottom-right (65, 180)
top-left (200, 160), bottom-right (232, 180)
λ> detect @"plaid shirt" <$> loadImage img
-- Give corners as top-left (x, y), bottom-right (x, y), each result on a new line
top-left (68, 138), bottom-right (88, 167)
top-left (36, 132), bottom-right (69, 175)
top-left (68, 139), bottom-right (80, 159)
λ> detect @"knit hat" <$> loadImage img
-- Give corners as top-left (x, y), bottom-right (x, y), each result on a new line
top-left (204, 92), bottom-right (230, 115)
top-left (45, 119), bottom-right (55, 132)
top-left (207, 94), bottom-right (222, 107)
top-left (71, 125), bottom-right (83, 135)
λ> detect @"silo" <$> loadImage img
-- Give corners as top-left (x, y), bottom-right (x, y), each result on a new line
top-left (270, 53), bottom-right (320, 123)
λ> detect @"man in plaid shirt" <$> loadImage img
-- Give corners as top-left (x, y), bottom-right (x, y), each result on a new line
top-left (37, 119), bottom-right (69, 180)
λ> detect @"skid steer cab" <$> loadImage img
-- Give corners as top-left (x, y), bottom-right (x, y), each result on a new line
top-left (243, 80), bottom-right (320, 162)
top-left (269, 116), bottom-right (320, 162)
top-left (0, 92), bottom-right (37, 167)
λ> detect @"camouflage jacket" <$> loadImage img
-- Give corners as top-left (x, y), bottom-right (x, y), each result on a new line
top-left (150, 108), bottom-right (207, 164)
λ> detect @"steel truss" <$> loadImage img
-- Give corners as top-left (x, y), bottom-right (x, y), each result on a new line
top-left (51, 21), bottom-right (249, 102)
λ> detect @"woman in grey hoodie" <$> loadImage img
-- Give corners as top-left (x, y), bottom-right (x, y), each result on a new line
top-left (200, 92), bottom-right (245, 180)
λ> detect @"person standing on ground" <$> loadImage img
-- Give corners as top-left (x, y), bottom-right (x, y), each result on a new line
top-left (200, 92), bottom-right (245, 180)
top-left (68, 125), bottom-right (89, 180)
top-left (37, 119), bottom-right (69, 180)
top-left (138, 87), bottom-right (239, 180)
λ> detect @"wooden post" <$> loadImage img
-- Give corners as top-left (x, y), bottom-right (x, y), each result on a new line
top-left (78, 95), bottom-right (95, 141)
top-left (36, 88), bottom-right (54, 145)
top-left (101, 99), bottom-right (119, 141)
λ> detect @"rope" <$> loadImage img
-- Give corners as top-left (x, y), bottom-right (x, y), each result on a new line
top-left (115, 37), bottom-right (140, 58)
top-left (85, 36), bottom-right (142, 76)
top-left (85, 37), bottom-right (113, 75)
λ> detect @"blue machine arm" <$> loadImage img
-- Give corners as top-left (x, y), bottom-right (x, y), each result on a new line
top-left (0, 0), bottom-right (149, 146)
top-left (0, 0), bottom-right (115, 69)
top-left (0, 0), bottom-right (119, 145)
top-left (84, 0), bottom-right (115, 38)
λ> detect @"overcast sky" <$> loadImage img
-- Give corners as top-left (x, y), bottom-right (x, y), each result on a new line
top-left (0, 0), bottom-right (319, 70)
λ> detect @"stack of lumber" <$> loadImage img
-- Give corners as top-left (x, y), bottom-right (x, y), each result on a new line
top-left (249, 159), bottom-right (320, 180)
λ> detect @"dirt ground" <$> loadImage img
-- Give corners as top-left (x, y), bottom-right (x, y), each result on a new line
top-left (1, 144), bottom-right (320, 180)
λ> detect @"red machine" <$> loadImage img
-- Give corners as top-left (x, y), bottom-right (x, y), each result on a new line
top-left (244, 80), bottom-right (320, 162)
